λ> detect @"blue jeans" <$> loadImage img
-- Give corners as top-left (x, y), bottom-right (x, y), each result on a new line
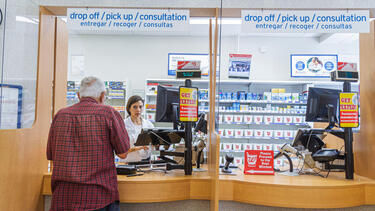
top-left (94, 201), bottom-right (120, 211)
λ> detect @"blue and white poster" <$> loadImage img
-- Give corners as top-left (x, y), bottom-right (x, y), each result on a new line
top-left (291, 54), bottom-right (337, 78)
top-left (228, 54), bottom-right (252, 79)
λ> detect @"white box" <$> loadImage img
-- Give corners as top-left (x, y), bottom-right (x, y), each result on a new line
top-left (233, 143), bottom-right (242, 151)
top-left (274, 116), bottom-right (283, 123)
top-left (224, 115), bottom-right (233, 123)
top-left (264, 115), bottom-right (273, 124)
top-left (284, 130), bottom-right (294, 138)
top-left (254, 130), bottom-right (264, 137)
top-left (279, 93), bottom-right (292, 102)
top-left (263, 144), bottom-right (273, 151)
top-left (284, 116), bottom-right (293, 124)
top-left (253, 144), bottom-right (263, 150)
top-left (234, 157), bottom-right (243, 165)
top-left (274, 159), bottom-right (284, 168)
top-left (240, 104), bottom-right (249, 111)
top-left (218, 129), bottom-right (225, 136)
top-left (264, 130), bottom-right (274, 138)
top-left (271, 92), bottom-right (279, 101)
top-left (235, 129), bottom-right (244, 137)
top-left (293, 116), bottom-right (303, 124)
top-left (291, 93), bottom-right (299, 102)
top-left (263, 92), bottom-right (272, 101)
top-left (234, 115), bottom-right (243, 123)
top-left (243, 143), bottom-right (252, 151)
top-left (146, 113), bottom-right (155, 121)
top-left (244, 129), bottom-right (254, 137)
top-left (243, 115), bottom-right (253, 123)
top-left (274, 130), bottom-right (284, 138)
top-left (223, 143), bottom-right (232, 151)
top-left (254, 115), bottom-right (263, 124)
top-left (225, 129), bottom-right (234, 137)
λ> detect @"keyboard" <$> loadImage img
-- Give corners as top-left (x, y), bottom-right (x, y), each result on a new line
top-left (127, 159), bottom-right (166, 166)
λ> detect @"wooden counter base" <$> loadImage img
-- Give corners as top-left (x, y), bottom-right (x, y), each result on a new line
top-left (43, 168), bottom-right (375, 208)
top-left (43, 169), bottom-right (212, 203)
top-left (219, 168), bottom-right (375, 208)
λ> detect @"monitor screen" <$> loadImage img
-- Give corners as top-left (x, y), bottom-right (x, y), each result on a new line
top-left (155, 85), bottom-right (179, 123)
top-left (305, 87), bottom-right (341, 123)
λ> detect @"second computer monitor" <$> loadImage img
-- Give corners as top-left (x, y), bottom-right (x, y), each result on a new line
top-left (305, 87), bottom-right (341, 123)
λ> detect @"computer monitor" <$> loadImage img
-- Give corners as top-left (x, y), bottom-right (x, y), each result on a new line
top-left (155, 85), bottom-right (180, 128)
top-left (305, 87), bottom-right (341, 126)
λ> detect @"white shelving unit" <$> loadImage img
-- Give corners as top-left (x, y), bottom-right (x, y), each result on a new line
top-left (67, 80), bottom-right (129, 119)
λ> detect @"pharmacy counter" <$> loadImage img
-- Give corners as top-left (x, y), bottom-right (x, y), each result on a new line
top-left (43, 167), bottom-right (375, 208)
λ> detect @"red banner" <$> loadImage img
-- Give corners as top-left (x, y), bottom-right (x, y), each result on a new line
top-left (244, 150), bottom-right (274, 175)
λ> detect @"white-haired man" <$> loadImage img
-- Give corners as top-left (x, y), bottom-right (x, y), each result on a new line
top-left (47, 76), bottom-right (130, 211)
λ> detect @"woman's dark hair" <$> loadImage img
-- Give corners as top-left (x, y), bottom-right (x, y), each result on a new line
top-left (126, 95), bottom-right (144, 116)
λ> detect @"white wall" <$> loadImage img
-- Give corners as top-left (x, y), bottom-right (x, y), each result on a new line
top-left (68, 34), bottom-right (358, 95)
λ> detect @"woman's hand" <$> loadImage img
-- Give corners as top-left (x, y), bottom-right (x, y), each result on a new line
top-left (129, 146), bottom-right (148, 152)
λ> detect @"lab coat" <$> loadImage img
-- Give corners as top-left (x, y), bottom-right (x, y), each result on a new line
top-left (120, 117), bottom-right (154, 163)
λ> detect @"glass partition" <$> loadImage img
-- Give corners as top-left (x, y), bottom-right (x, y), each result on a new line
top-left (217, 3), bottom-right (360, 175)
top-left (0, 0), bottom-right (39, 129)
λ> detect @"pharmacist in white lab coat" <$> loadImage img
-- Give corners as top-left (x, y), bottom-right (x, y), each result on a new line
top-left (120, 95), bottom-right (154, 163)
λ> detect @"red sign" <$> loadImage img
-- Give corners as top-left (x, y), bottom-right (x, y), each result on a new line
top-left (177, 61), bottom-right (201, 70)
top-left (244, 150), bottom-right (274, 175)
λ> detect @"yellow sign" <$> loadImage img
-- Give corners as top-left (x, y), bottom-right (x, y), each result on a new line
top-left (179, 87), bottom-right (198, 122)
top-left (339, 92), bottom-right (359, 128)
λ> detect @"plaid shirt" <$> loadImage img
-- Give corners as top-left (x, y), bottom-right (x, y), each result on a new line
top-left (47, 97), bottom-right (130, 210)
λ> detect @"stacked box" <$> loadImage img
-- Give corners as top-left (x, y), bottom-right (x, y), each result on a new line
top-left (254, 115), bottom-right (263, 124)
top-left (234, 115), bottom-right (243, 123)
top-left (263, 144), bottom-right (273, 151)
top-left (264, 115), bottom-right (273, 124)
top-left (235, 129), bottom-right (244, 137)
top-left (253, 144), bottom-right (263, 150)
top-left (223, 143), bottom-right (232, 151)
top-left (244, 129), bottom-right (254, 137)
top-left (264, 130), bottom-right (274, 138)
top-left (224, 115), bottom-right (233, 123)
top-left (274, 130), bottom-right (284, 138)
top-left (274, 116), bottom-right (283, 123)
top-left (254, 130), bottom-right (264, 137)
top-left (293, 116), bottom-right (303, 124)
top-left (225, 129), bottom-right (234, 137)
top-left (284, 116), bottom-right (293, 124)
top-left (233, 143), bottom-right (242, 151)
top-left (244, 143), bottom-right (252, 151)
top-left (244, 115), bottom-right (253, 123)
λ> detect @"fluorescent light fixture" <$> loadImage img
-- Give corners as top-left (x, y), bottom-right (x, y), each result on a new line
top-left (190, 17), bottom-right (241, 25)
top-left (16, 16), bottom-right (38, 24)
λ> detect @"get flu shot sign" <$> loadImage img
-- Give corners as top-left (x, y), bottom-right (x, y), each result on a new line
top-left (179, 87), bottom-right (198, 122)
top-left (339, 93), bottom-right (359, 128)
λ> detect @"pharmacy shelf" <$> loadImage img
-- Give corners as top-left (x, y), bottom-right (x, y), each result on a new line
top-left (217, 100), bottom-right (307, 105)
top-left (220, 136), bottom-right (294, 141)
top-left (220, 122), bottom-right (309, 126)
top-left (216, 110), bottom-right (306, 115)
